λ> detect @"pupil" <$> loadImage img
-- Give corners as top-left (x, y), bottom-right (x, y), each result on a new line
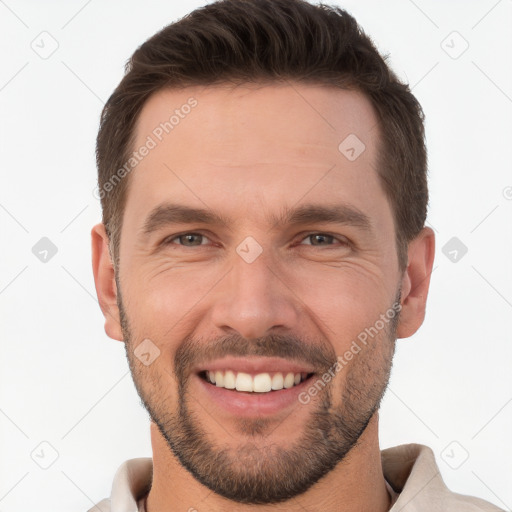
top-left (184, 234), bottom-right (200, 245)
top-left (313, 234), bottom-right (330, 245)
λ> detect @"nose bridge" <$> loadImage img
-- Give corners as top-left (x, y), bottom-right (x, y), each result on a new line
top-left (210, 245), bottom-right (299, 339)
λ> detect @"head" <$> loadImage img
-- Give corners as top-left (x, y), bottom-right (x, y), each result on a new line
top-left (92, 0), bottom-right (435, 505)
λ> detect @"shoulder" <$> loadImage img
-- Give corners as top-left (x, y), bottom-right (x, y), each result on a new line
top-left (88, 457), bottom-right (153, 512)
top-left (382, 444), bottom-right (505, 512)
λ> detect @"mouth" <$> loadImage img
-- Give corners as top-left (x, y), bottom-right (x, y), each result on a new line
top-left (192, 357), bottom-right (318, 417)
top-left (199, 370), bottom-right (314, 393)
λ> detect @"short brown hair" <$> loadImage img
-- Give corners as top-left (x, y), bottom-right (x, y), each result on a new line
top-left (96, 0), bottom-right (428, 272)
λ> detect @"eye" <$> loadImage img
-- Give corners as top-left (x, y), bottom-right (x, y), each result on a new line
top-left (165, 233), bottom-right (211, 247)
top-left (162, 232), bottom-right (348, 249)
top-left (299, 233), bottom-right (349, 247)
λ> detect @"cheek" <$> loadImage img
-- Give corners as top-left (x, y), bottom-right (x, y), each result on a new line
top-left (121, 261), bottom-right (221, 339)
top-left (284, 261), bottom-right (393, 343)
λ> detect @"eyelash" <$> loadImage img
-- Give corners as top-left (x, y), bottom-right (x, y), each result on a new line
top-left (163, 232), bottom-right (350, 248)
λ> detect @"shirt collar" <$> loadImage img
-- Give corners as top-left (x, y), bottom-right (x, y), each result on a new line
top-left (110, 457), bottom-right (152, 512)
top-left (106, 444), bottom-right (493, 511)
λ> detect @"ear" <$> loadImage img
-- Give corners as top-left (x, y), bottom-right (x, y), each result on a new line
top-left (396, 227), bottom-right (435, 339)
top-left (91, 223), bottom-right (124, 341)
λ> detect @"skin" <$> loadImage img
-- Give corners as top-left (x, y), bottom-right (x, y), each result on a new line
top-left (92, 82), bottom-right (435, 511)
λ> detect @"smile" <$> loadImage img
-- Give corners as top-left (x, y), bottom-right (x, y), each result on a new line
top-left (201, 370), bottom-right (313, 393)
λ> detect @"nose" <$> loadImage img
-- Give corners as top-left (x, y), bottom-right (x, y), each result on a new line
top-left (209, 250), bottom-right (301, 340)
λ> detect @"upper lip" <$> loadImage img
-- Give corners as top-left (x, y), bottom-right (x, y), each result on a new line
top-left (195, 356), bottom-right (316, 375)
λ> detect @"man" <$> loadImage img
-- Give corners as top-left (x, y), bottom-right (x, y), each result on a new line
top-left (89, 0), bottom-right (503, 510)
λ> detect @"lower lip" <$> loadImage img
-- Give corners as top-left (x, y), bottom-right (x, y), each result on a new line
top-left (195, 374), bottom-right (314, 417)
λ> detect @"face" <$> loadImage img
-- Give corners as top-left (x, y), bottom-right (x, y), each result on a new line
top-left (107, 83), bottom-right (408, 503)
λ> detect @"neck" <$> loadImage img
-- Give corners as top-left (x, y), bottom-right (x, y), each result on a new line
top-left (145, 412), bottom-right (391, 512)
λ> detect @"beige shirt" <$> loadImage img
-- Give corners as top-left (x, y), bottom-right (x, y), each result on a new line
top-left (88, 444), bottom-right (504, 511)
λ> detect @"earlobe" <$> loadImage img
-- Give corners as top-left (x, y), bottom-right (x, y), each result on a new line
top-left (396, 227), bottom-right (435, 339)
top-left (91, 223), bottom-right (124, 341)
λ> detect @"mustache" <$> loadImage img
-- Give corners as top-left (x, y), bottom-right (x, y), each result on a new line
top-left (174, 333), bottom-right (337, 381)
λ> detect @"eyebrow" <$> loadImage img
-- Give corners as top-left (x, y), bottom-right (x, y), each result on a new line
top-left (141, 202), bottom-right (373, 236)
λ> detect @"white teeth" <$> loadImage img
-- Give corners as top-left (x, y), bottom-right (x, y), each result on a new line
top-left (283, 372), bottom-right (295, 389)
top-left (224, 370), bottom-right (236, 389)
top-left (253, 373), bottom-right (272, 393)
top-left (235, 372), bottom-right (253, 392)
top-left (271, 373), bottom-right (284, 390)
top-left (205, 370), bottom-right (306, 393)
top-left (215, 371), bottom-right (224, 387)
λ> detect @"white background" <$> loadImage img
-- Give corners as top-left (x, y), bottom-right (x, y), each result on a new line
top-left (1, 0), bottom-right (511, 510)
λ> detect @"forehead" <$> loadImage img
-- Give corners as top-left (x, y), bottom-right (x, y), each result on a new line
top-left (125, 82), bottom-right (387, 231)
top-left (134, 82), bottom-right (379, 162)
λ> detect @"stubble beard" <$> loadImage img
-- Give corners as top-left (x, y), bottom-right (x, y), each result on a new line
top-left (118, 287), bottom-right (400, 504)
